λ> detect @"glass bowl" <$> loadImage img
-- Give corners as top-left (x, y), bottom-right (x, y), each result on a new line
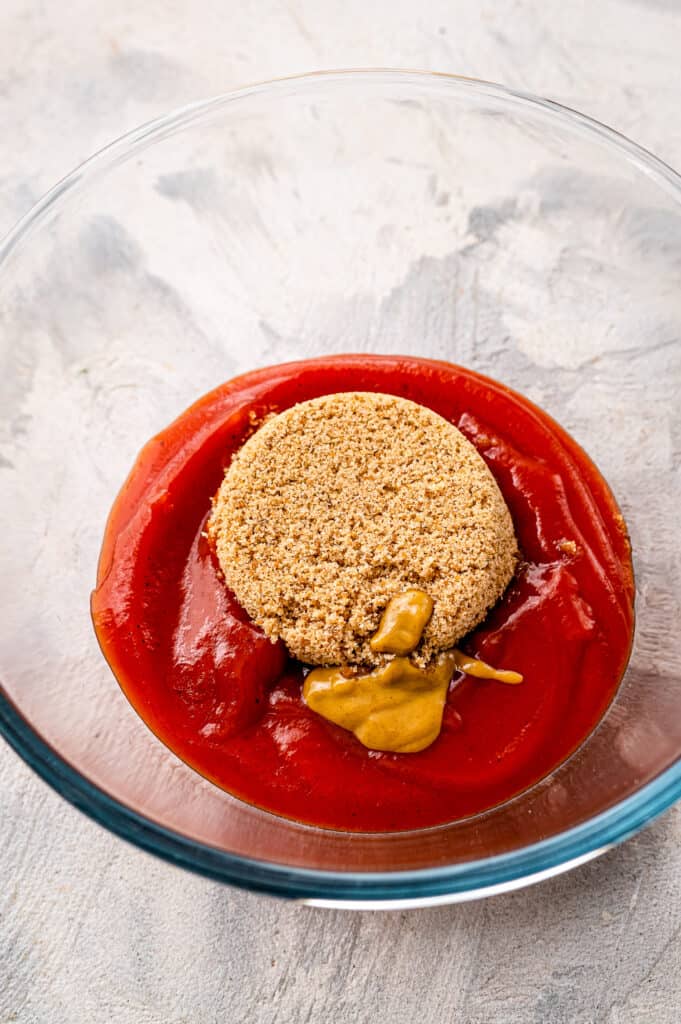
top-left (1, 70), bottom-right (680, 909)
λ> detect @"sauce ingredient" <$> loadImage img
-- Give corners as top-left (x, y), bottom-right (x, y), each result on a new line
top-left (452, 650), bottom-right (523, 685)
top-left (370, 589), bottom-right (434, 656)
top-left (304, 652), bottom-right (457, 754)
top-left (92, 355), bottom-right (634, 832)
top-left (305, 588), bottom-right (522, 752)
top-left (207, 392), bottom-right (518, 668)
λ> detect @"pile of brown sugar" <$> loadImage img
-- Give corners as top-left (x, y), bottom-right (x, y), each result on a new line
top-left (208, 392), bottom-right (518, 668)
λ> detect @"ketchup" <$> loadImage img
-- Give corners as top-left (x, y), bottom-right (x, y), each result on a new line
top-left (92, 356), bottom-right (634, 831)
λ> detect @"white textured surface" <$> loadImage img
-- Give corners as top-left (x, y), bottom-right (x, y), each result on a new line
top-left (2, 2), bottom-right (681, 1021)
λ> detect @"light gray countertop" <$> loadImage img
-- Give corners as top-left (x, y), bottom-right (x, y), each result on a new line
top-left (2, 2), bottom-right (681, 1021)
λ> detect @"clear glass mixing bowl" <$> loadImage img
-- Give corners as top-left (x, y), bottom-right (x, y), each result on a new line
top-left (1, 71), bottom-right (680, 908)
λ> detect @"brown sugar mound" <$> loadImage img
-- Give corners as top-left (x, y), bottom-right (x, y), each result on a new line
top-left (208, 392), bottom-right (518, 668)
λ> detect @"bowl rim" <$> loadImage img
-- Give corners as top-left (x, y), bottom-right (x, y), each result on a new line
top-left (2, 68), bottom-right (680, 905)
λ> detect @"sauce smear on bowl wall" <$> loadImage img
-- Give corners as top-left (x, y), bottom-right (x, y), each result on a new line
top-left (92, 356), bottom-right (634, 832)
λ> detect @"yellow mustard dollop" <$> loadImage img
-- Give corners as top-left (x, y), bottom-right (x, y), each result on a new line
top-left (369, 589), bottom-right (434, 656)
top-left (304, 651), bottom-right (456, 754)
top-left (303, 589), bottom-right (523, 753)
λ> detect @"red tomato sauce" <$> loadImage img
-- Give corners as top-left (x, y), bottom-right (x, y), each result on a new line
top-left (92, 356), bottom-right (634, 831)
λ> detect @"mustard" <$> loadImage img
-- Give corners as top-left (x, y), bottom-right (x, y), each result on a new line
top-left (303, 590), bottom-right (523, 753)
top-left (370, 589), bottom-right (434, 655)
top-left (304, 652), bottom-right (456, 754)
top-left (452, 649), bottom-right (523, 685)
